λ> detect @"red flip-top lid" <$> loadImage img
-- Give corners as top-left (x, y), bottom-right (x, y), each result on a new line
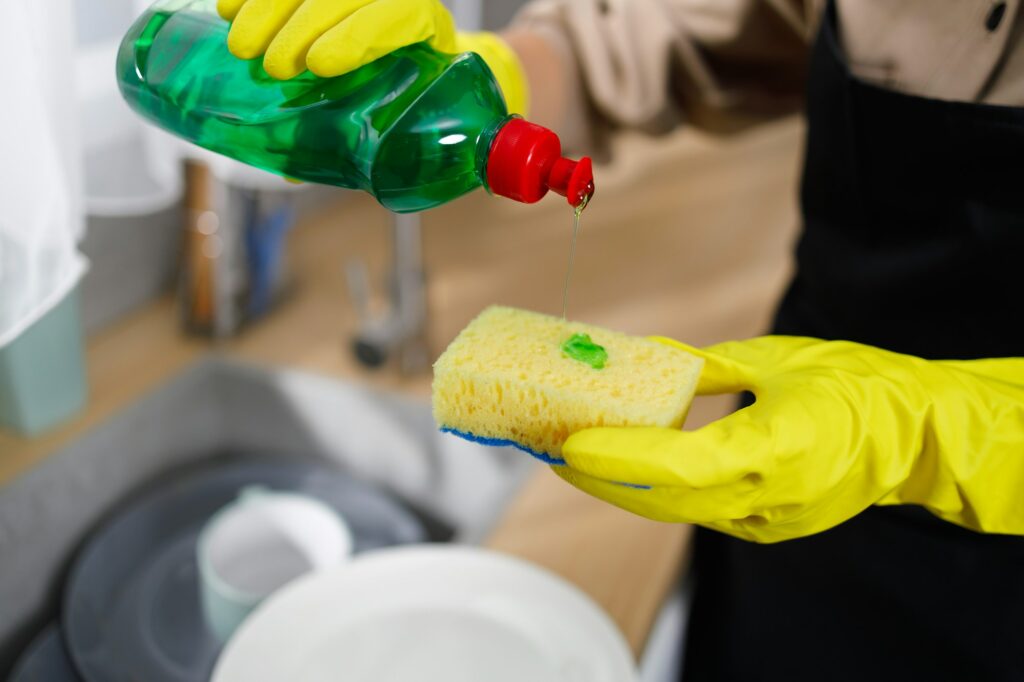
top-left (486, 118), bottom-right (594, 208)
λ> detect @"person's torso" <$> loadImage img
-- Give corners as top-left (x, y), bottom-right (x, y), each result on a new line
top-left (683, 3), bottom-right (1024, 680)
top-left (785, 1), bottom-right (1024, 359)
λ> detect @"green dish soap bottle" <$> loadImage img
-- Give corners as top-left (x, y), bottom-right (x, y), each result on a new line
top-left (117, 0), bottom-right (595, 213)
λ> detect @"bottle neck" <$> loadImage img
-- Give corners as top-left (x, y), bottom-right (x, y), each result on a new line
top-left (476, 114), bottom-right (519, 191)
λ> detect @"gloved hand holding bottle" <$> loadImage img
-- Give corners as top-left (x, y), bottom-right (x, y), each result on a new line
top-left (216, 0), bottom-right (529, 115)
top-left (118, 0), bottom-right (591, 212)
top-left (554, 336), bottom-right (1024, 543)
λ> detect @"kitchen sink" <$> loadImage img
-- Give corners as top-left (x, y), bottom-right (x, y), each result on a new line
top-left (0, 358), bottom-right (535, 672)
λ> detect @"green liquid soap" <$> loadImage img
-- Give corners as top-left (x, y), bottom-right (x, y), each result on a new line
top-left (561, 332), bottom-right (607, 370)
top-left (116, 0), bottom-right (594, 213)
top-left (561, 196), bottom-right (589, 319)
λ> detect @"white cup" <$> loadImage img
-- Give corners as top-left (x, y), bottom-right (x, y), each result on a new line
top-left (197, 486), bottom-right (353, 641)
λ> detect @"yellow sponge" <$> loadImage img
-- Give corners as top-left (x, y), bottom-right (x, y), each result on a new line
top-left (432, 306), bottom-right (703, 462)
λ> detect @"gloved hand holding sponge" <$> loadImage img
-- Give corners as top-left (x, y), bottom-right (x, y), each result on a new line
top-left (215, 0), bottom-right (528, 114)
top-left (557, 335), bottom-right (1024, 542)
top-left (212, 2), bottom-right (1024, 545)
top-left (434, 308), bottom-right (1024, 544)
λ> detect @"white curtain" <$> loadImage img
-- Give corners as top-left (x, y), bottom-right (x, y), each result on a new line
top-left (0, 0), bottom-right (87, 346)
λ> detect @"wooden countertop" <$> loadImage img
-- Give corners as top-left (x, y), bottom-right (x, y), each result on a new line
top-left (0, 118), bottom-right (803, 656)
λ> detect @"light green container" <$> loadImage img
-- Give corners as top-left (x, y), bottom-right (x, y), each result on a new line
top-left (0, 288), bottom-right (88, 435)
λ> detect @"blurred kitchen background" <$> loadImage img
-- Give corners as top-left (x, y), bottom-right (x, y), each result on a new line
top-left (0, 0), bottom-right (804, 680)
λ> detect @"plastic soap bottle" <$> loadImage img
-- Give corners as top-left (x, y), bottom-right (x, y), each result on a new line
top-left (117, 0), bottom-right (594, 213)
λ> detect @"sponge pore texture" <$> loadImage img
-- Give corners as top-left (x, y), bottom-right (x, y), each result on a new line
top-left (432, 306), bottom-right (703, 461)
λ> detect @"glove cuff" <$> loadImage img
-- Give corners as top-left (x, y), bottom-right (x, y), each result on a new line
top-left (455, 32), bottom-right (530, 116)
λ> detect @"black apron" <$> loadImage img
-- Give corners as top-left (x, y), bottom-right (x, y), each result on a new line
top-left (682, 4), bottom-right (1024, 681)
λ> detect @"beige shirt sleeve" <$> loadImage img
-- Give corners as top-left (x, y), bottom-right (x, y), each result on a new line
top-left (512, 0), bottom-right (1024, 153)
top-left (512, 0), bottom-right (817, 151)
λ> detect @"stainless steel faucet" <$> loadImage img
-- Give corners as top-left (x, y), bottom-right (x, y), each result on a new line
top-left (346, 211), bottom-right (430, 374)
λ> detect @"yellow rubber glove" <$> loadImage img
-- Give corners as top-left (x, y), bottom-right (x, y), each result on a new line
top-left (554, 336), bottom-right (1024, 543)
top-left (216, 0), bottom-right (528, 114)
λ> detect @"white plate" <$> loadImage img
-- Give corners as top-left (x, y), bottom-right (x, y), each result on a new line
top-left (213, 545), bottom-right (638, 682)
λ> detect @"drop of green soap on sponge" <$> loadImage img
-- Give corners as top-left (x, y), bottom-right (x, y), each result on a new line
top-left (561, 333), bottom-right (608, 370)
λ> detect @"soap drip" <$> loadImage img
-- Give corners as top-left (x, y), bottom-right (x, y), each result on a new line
top-left (561, 194), bottom-right (589, 319)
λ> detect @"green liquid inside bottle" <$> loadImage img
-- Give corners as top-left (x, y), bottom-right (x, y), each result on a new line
top-left (561, 333), bottom-right (608, 370)
top-left (117, 0), bottom-right (510, 212)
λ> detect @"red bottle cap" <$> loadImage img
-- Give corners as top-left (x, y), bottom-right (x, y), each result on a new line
top-left (486, 118), bottom-right (594, 208)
